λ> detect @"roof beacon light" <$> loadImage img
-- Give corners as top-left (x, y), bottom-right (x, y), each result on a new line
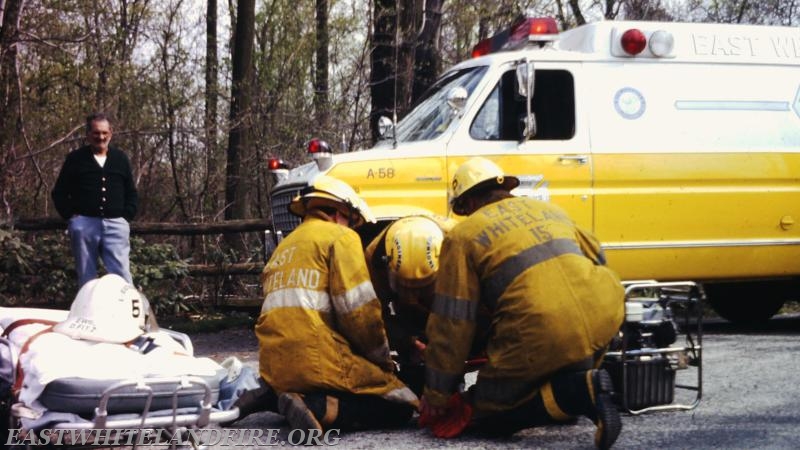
top-left (307, 138), bottom-right (334, 171)
top-left (268, 157), bottom-right (287, 171)
top-left (307, 138), bottom-right (331, 158)
top-left (621, 28), bottom-right (647, 55)
top-left (268, 157), bottom-right (290, 182)
top-left (471, 17), bottom-right (559, 58)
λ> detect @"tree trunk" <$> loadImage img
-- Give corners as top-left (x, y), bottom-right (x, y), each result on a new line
top-left (395, 0), bottom-right (416, 114)
top-left (370, 0), bottom-right (396, 143)
top-left (314, 0), bottom-right (329, 132)
top-left (225, 0), bottom-right (255, 222)
top-left (568, 0), bottom-right (587, 25)
top-left (0, 0), bottom-right (25, 221)
top-left (204, 0), bottom-right (219, 211)
top-left (412, 0), bottom-right (443, 102)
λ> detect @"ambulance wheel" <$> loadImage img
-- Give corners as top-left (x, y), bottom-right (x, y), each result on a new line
top-left (705, 281), bottom-right (793, 324)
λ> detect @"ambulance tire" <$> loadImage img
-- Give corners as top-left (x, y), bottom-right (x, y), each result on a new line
top-left (705, 281), bottom-right (792, 324)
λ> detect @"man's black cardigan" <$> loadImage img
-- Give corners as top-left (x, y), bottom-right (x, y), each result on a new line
top-left (51, 145), bottom-right (138, 221)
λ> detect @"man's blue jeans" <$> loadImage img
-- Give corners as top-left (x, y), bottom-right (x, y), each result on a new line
top-left (68, 215), bottom-right (132, 287)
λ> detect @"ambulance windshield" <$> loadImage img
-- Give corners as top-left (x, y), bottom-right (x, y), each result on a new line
top-left (390, 66), bottom-right (488, 143)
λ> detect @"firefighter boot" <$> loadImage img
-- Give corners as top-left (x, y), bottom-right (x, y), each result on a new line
top-left (233, 378), bottom-right (278, 420)
top-left (542, 369), bottom-right (622, 449)
top-left (278, 392), bottom-right (341, 431)
top-left (278, 393), bottom-right (325, 433)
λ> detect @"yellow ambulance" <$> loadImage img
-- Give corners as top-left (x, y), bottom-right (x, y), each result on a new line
top-left (267, 17), bottom-right (800, 323)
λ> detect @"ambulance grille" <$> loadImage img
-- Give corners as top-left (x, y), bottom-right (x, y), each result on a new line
top-left (270, 188), bottom-right (303, 235)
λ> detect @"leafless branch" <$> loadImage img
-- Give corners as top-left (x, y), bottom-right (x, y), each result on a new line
top-left (12, 124), bottom-right (83, 162)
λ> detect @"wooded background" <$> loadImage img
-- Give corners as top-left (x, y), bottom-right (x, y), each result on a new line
top-left (0, 0), bottom-right (796, 307)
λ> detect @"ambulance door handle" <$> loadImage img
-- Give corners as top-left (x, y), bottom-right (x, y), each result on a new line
top-left (558, 155), bottom-right (588, 165)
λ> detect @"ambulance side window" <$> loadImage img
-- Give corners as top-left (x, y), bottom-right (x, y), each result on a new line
top-left (470, 69), bottom-right (575, 141)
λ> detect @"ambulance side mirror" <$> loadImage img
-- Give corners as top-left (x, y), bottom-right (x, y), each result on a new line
top-left (515, 61), bottom-right (534, 98)
top-left (446, 86), bottom-right (468, 115)
top-left (377, 116), bottom-right (395, 139)
top-left (515, 59), bottom-right (536, 141)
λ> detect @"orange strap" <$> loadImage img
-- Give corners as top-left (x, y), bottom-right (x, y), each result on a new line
top-left (2, 318), bottom-right (58, 339)
top-left (12, 326), bottom-right (55, 396)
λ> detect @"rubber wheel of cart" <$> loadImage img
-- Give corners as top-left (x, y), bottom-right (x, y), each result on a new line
top-left (705, 281), bottom-right (792, 325)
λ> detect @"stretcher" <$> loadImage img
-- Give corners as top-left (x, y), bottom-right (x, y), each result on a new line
top-left (0, 307), bottom-right (240, 449)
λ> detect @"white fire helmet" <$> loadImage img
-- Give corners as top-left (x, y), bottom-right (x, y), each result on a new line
top-left (54, 274), bottom-right (151, 343)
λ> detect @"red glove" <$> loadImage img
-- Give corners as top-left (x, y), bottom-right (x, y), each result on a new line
top-left (419, 393), bottom-right (473, 438)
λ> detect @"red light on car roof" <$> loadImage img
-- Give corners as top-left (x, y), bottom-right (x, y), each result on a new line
top-left (471, 39), bottom-right (491, 58)
top-left (523, 17), bottom-right (559, 36)
top-left (307, 138), bottom-right (331, 154)
top-left (621, 28), bottom-right (647, 55)
top-left (471, 16), bottom-right (559, 58)
top-left (267, 157), bottom-right (284, 171)
top-left (509, 17), bottom-right (559, 44)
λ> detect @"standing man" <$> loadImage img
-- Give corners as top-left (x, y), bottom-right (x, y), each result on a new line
top-left (257, 175), bottom-right (418, 433)
top-left (52, 113), bottom-right (138, 287)
top-left (420, 157), bottom-right (625, 449)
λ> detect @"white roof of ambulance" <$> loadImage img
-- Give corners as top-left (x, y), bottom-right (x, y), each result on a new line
top-left (449, 20), bottom-right (800, 68)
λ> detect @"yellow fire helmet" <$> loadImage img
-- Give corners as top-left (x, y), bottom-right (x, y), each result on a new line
top-left (289, 175), bottom-right (376, 227)
top-left (450, 157), bottom-right (519, 215)
top-left (384, 216), bottom-right (445, 289)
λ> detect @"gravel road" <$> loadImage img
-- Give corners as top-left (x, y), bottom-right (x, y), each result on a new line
top-left (188, 315), bottom-right (800, 449)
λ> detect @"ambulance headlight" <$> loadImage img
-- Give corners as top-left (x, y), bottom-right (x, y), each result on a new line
top-left (649, 30), bottom-right (675, 57)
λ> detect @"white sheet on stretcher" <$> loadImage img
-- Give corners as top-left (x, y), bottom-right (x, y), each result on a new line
top-left (0, 307), bottom-right (222, 415)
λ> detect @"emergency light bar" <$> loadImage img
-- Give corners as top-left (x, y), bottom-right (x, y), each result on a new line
top-left (472, 17), bottom-right (559, 58)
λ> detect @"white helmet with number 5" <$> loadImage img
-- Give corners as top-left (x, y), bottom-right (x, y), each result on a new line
top-left (54, 274), bottom-right (151, 343)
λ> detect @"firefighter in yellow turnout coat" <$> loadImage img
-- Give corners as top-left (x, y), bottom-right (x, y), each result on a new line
top-left (257, 175), bottom-right (418, 433)
top-left (421, 158), bottom-right (625, 449)
top-left (364, 215), bottom-right (452, 395)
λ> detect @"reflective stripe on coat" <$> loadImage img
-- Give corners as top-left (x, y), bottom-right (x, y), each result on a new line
top-left (257, 212), bottom-right (417, 407)
top-left (424, 197), bottom-right (624, 413)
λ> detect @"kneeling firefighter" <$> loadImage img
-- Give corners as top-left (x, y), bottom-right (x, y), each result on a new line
top-left (249, 175), bottom-right (418, 433)
top-left (365, 215), bottom-right (490, 395)
top-left (420, 157), bottom-right (626, 449)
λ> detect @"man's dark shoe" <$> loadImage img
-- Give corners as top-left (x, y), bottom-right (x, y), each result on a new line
top-left (588, 369), bottom-right (622, 450)
top-left (278, 392), bottom-right (324, 433)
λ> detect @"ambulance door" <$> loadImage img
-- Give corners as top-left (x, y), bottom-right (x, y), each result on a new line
top-left (445, 62), bottom-right (592, 228)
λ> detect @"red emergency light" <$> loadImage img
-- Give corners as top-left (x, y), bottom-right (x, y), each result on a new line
top-left (471, 17), bottom-right (559, 58)
top-left (307, 138), bottom-right (331, 155)
top-left (621, 28), bottom-right (647, 55)
top-left (267, 157), bottom-right (288, 171)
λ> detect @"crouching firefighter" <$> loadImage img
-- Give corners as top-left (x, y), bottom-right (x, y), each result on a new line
top-left (246, 175), bottom-right (418, 433)
top-left (365, 214), bottom-right (490, 396)
top-left (419, 157), bottom-right (626, 449)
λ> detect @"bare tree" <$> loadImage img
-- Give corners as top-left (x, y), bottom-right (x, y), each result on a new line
top-left (413, 0), bottom-right (444, 101)
top-left (0, 0), bottom-right (26, 220)
top-left (370, 0), bottom-right (396, 142)
top-left (315, 0), bottom-right (330, 129)
top-left (369, 0), bottom-right (446, 141)
top-left (225, 0), bottom-right (255, 222)
top-left (204, 0), bottom-right (220, 215)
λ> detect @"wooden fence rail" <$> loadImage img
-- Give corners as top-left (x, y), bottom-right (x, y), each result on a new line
top-left (5, 217), bottom-right (272, 235)
top-left (3, 217), bottom-right (274, 277)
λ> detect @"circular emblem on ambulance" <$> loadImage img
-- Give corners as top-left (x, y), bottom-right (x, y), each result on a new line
top-left (614, 87), bottom-right (646, 120)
